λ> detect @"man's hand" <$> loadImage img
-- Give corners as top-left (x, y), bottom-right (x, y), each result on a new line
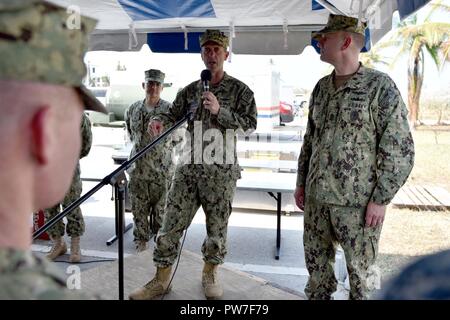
top-left (148, 120), bottom-right (164, 136)
top-left (365, 202), bottom-right (386, 228)
top-left (294, 186), bottom-right (305, 211)
top-left (202, 91), bottom-right (220, 115)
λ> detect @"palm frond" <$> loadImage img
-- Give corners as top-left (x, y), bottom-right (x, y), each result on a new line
top-left (441, 40), bottom-right (450, 61)
top-left (376, 39), bottom-right (403, 50)
top-left (420, 22), bottom-right (450, 47)
top-left (425, 45), bottom-right (443, 70)
top-left (410, 38), bottom-right (424, 61)
top-left (425, 0), bottom-right (450, 21)
top-left (374, 7), bottom-right (450, 72)
top-left (360, 51), bottom-right (390, 69)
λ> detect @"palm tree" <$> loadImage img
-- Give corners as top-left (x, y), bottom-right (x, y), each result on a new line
top-left (379, 0), bottom-right (450, 126)
top-left (360, 42), bottom-right (390, 69)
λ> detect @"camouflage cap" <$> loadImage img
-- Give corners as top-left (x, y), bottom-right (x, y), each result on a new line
top-left (145, 69), bottom-right (165, 84)
top-left (199, 29), bottom-right (229, 49)
top-left (312, 14), bottom-right (367, 41)
top-left (0, 0), bottom-right (107, 113)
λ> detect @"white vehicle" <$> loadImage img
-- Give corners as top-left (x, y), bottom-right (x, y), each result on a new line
top-left (106, 84), bottom-right (180, 121)
top-left (87, 87), bottom-right (109, 107)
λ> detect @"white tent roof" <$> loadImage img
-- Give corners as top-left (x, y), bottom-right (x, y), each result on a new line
top-left (49, 0), bottom-right (431, 54)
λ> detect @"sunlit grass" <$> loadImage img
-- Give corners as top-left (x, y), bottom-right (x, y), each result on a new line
top-left (408, 129), bottom-right (450, 189)
top-left (379, 128), bottom-right (450, 281)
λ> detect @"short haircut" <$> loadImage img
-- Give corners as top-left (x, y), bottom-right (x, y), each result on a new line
top-left (350, 32), bottom-right (365, 50)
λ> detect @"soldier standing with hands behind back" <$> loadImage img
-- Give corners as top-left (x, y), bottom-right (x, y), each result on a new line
top-left (295, 14), bottom-right (414, 300)
top-left (125, 69), bottom-right (174, 253)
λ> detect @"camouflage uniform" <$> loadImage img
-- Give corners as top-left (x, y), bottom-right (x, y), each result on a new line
top-left (45, 113), bottom-right (92, 238)
top-left (125, 97), bottom-right (174, 241)
top-left (297, 64), bottom-right (415, 299)
top-left (153, 72), bottom-right (257, 267)
top-left (0, 0), bottom-right (105, 299)
top-left (0, 248), bottom-right (92, 299)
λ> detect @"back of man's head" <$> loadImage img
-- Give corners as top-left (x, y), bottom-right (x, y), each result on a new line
top-left (0, 80), bottom-right (84, 213)
top-left (0, 1), bottom-right (102, 213)
top-left (346, 32), bottom-right (365, 51)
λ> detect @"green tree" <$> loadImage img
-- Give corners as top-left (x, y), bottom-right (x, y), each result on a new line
top-left (380, 0), bottom-right (450, 126)
top-left (360, 42), bottom-right (390, 69)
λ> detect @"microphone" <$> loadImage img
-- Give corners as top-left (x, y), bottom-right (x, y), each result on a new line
top-left (189, 69), bottom-right (211, 120)
top-left (200, 69), bottom-right (211, 93)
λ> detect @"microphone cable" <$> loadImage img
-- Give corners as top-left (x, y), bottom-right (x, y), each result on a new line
top-left (53, 258), bottom-right (116, 264)
top-left (159, 226), bottom-right (189, 300)
top-left (160, 69), bottom-right (209, 300)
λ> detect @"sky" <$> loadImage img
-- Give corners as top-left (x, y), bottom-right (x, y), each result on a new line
top-left (85, 1), bottom-right (450, 103)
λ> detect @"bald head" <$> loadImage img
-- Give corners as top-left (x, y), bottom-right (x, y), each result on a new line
top-left (0, 80), bottom-right (82, 126)
top-left (0, 80), bottom-right (84, 212)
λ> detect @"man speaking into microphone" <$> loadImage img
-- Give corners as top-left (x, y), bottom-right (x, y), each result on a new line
top-left (129, 29), bottom-right (257, 300)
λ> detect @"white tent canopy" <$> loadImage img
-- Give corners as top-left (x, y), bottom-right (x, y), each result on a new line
top-left (49, 0), bottom-right (431, 54)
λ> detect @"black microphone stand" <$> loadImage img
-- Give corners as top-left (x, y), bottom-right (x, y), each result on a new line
top-left (33, 112), bottom-right (192, 300)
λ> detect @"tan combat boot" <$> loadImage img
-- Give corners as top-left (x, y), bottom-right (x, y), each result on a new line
top-left (69, 236), bottom-right (81, 263)
top-left (128, 266), bottom-right (172, 300)
top-left (202, 262), bottom-right (223, 299)
top-left (46, 236), bottom-right (67, 261)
